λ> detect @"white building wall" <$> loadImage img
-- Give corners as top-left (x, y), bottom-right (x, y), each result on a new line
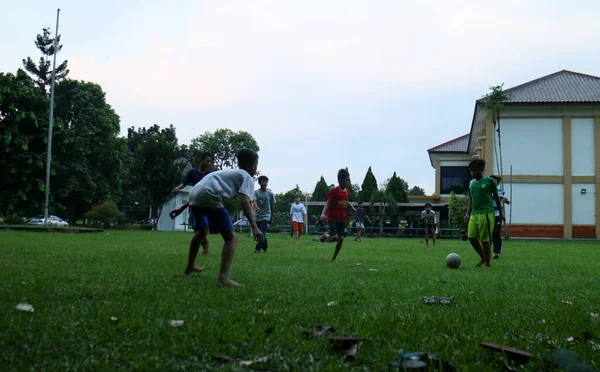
top-left (157, 186), bottom-right (194, 232)
top-left (502, 183), bottom-right (563, 224)
top-left (571, 118), bottom-right (595, 176)
top-left (500, 118), bottom-right (563, 175)
top-left (572, 183), bottom-right (596, 225)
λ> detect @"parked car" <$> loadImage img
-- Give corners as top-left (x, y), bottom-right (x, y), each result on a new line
top-left (28, 215), bottom-right (69, 227)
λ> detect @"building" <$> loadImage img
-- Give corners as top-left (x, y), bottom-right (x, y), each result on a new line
top-left (428, 70), bottom-right (600, 239)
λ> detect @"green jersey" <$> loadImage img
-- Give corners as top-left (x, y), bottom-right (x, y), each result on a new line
top-left (469, 176), bottom-right (497, 214)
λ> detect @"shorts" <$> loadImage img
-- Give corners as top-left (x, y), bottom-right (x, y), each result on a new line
top-left (425, 223), bottom-right (436, 234)
top-left (329, 221), bottom-right (347, 237)
top-left (190, 206), bottom-right (234, 234)
top-left (468, 212), bottom-right (495, 242)
top-left (292, 221), bottom-right (304, 232)
top-left (356, 222), bottom-right (365, 229)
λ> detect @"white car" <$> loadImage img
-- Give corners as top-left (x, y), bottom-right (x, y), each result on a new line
top-left (28, 215), bottom-right (69, 227)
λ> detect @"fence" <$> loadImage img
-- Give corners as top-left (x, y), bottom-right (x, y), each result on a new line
top-left (236, 224), bottom-right (461, 238)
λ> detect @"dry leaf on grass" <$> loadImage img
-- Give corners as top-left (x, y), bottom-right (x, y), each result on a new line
top-left (327, 301), bottom-right (337, 306)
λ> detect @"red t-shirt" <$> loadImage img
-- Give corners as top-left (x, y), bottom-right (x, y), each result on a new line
top-left (326, 186), bottom-right (349, 223)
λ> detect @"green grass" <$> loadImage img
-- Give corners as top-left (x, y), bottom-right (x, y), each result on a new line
top-left (1, 231), bottom-right (599, 371)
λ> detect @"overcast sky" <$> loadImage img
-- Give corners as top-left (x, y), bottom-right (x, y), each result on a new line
top-left (3, 0), bottom-right (600, 194)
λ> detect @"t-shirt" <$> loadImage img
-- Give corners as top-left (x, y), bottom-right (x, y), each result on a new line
top-left (189, 169), bottom-right (255, 209)
top-left (421, 210), bottom-right (436, 224)
top-left (254, 189), bottom-right (276, 221)
top-left (356, 207), bottom-right (366, 223)
top-left (290, 203), bottom-right (307, 223)
top-left (469, 176), bottom-right (498, 214)
top-left (326, 186), bottom-right (349, 223)
top-left (183, 168), bottom-right (211, 186)
top-left (493, 189), bottom-right (506, 217)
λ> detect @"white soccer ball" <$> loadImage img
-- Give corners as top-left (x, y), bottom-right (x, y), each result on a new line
top-left (446, 253), bottom-right (461, 269)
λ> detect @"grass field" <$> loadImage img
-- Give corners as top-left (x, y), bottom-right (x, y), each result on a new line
top-left (1, 230), bottom-right (599, 371)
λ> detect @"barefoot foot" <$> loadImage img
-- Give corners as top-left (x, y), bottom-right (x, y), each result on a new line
top-left (216, 278), bottom-right (245, 287)
top-left (184, 266), bottom-right (205, 275)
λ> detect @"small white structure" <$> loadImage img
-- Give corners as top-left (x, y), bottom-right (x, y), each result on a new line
top-left (157, 186), bottom-right (194, 232)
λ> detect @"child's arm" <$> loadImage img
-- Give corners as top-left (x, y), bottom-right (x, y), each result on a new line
top-left (240, 194), bottom-right (263, 241)
top-left (253, 199), bottom-right (260, 212)
top-left (321, 200), bottom-right (330, 220)
top-left (348, 202), bottom-right (357, 212)
top-left (169, 202), bottom-right (189, 219)
top-left (464, 197), bottom-right (472, 222)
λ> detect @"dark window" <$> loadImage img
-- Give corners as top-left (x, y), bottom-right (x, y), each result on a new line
top-left (440, 166), bottom-right (471, 195)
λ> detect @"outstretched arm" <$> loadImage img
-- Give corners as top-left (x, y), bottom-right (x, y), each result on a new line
top-left (321, 201), bottom-right (330, 219)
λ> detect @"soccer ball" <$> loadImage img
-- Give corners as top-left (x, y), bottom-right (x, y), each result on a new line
top-left (446, 253), bottom-right (461, 269)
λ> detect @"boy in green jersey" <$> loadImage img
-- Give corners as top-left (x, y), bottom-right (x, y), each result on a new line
top-left (464, 159), bottom-right (504, 268)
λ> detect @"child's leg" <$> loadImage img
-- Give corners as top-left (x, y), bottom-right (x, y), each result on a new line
top-left (202, 237), bottom-right (211, 255)
top-left (481, 241), bottom-right (492, 267)
top-left (332, 235), bottom-right (344, 261)
top-left (492, 217), bottom-right (502, 257)
top-left (425, 227), bottom-right (429, 248)
top-left (217, 229), bottom-right (243, 286)
top-left (469, 238), bottom-right (485, 266)
top-left (185, 228), bottom-right (208, 275)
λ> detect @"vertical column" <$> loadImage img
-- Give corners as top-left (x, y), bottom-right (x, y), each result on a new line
top-left (595, 116), bottom-right (600, 239)
top-left (563, 116), bottom-right (572, 239)
top-left (485, 119), bottom-right (494, 175)
top-left (434, 160), bottom-right (441, 196)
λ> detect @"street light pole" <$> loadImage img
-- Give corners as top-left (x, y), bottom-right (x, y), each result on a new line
top-left (43, 8), bottom-right (61, 226)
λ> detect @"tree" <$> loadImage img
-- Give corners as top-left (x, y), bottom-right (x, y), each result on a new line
top-left (0, 70), bottom-right (49, 215)
top-left (481, 84), bottom-right (510, 181)
top-left (22, 27), bottom-right (69, 93)
top-left (369, 190), bottom-right (398, 235)
top-left (189, 128), bottom-right (259, 170)
top-left (50, 80), bottom-right (126, 222)
top-left (129, 126), bottom-right (183, 219)
top-left (349, 183), bottom-right (360, 202)
top-left (386, 172), bottom-right (408, 203)
top-left (408, 186), bottom-right (426, 196)
top-left (358, 166), bottom-right (378, 202)
top-left (311, 176), bottom-right (330, 201)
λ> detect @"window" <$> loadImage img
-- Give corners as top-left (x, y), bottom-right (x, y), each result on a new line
top-left (440, 166), bottom-right (471, 195)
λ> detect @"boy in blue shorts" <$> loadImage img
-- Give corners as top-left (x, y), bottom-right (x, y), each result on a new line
top-left (464, 159), bottom-right (503, 268)
top-left (185, 149), bottom-right (263, 287)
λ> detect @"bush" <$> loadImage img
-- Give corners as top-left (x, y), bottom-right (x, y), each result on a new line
top-left (268, 226), bottom-right (281, 233)
top-left (4, 214), bottom-right (25, 225)
top-left (448, 192), bottom-right (469, 231)
top-left (85, 201), bottom-right (126, 229)
top-left (140, 224), bottom-right (154, 231)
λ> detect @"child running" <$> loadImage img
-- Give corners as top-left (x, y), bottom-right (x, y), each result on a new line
top-left (320, 168), bottom-right (356, 261)
top-left (354, 201), bottom-right (371, 242)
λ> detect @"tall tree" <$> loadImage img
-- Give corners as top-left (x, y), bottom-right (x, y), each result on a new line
top-left (349, 183), bottom-right (360, 202)
top-left (358, 166), bottom-right (378, 202)
top-left (189, 128), bottom-right (259, 170)
top-left (51, 80), bottom-right (125, 221)
top-left (22, 27), bottom-right (69, 93)
top-left (0, 70), bottom-right (49, 215)
top-left (369, 190), bottom-right (398, 235)
top-left (408, 185), bottom-right (426, 196)
top-left (311, 176), bottom-right (330, 201)
top-left (386, 172), bottom-right (408, 203)
top-left (129, 126), bottom-right (183, 218)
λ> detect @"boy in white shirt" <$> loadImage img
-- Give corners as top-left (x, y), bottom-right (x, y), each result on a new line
top-left (185, 149), bottom-right (263, 287)
top-left (290, 196), bottom-right (307, 244)
top-left (421, 203), bottom-right (437, 248)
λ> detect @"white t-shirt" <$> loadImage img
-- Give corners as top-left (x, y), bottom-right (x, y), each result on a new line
top-left (494, 189), bottom-right (506, 217)
top-left (421, 210), bottom-right (437, 224)
top-left (290, 203), bottom-right (307, 223)
top-left (189, 169), bottom-right (255, 208)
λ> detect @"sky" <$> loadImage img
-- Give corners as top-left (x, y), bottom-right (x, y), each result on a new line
top-left (3, 0), bottom-right (600, 194)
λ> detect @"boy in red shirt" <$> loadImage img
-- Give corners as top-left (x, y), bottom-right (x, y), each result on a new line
top-left (320, 169), bottom-right (356, 261)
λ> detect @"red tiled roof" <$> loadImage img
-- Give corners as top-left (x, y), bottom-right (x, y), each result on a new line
top-left (427, 134), bottom-right (470, 153)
